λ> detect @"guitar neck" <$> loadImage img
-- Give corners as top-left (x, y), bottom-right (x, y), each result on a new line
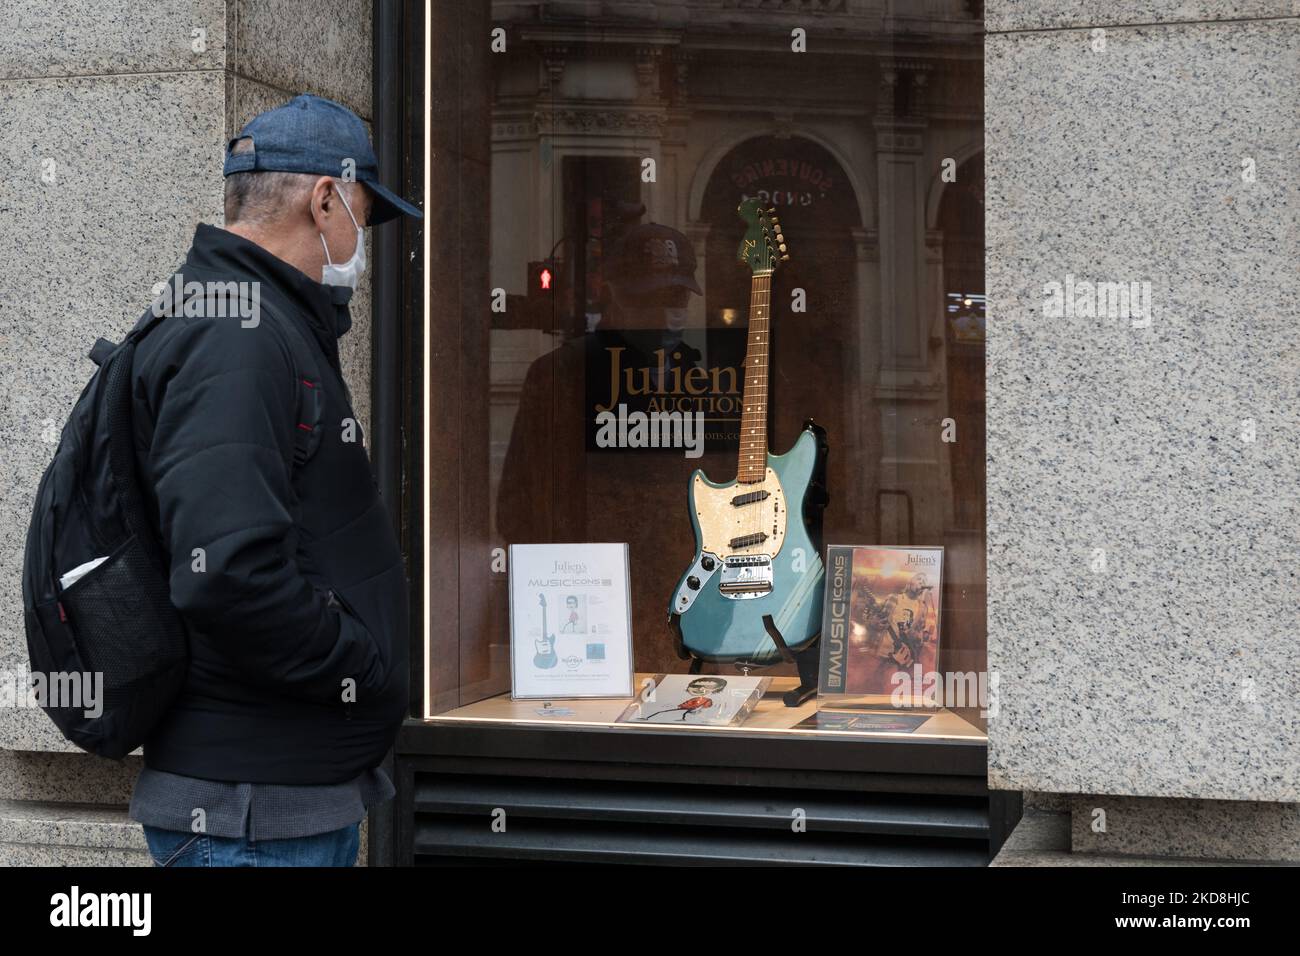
top-left (737, 272), bottom-right (772, 483)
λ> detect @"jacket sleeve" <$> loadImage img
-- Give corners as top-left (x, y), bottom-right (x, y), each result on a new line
top-left (142, 313), bottom-right (386, 704)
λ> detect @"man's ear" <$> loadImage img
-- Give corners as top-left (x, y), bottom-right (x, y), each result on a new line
top-left (308, 175), bottom-right (337, 230)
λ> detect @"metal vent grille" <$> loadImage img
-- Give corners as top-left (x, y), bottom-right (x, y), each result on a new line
top-left (411, 771), bottom-right (993, 865)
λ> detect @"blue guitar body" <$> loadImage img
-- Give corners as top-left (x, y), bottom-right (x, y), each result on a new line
top-left (669, 422), bottom-right (828, 664)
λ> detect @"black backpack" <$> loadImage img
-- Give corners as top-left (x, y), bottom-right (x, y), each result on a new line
top-left (21, 294), bottom-right (324, 759)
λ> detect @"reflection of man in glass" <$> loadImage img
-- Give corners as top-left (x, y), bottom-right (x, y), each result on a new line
top-left (604, 224), bottom-right (705, 390)
top-left (496, 221), bottom-right (708, 678)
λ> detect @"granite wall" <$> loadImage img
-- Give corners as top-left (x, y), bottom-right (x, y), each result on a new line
top-left (0, 0), bottom-right (373, 864)
top-left (985, 0), bottom-right (1299, 859)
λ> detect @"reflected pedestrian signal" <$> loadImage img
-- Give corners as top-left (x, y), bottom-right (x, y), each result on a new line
top-left (529, 260), bottom-right (557, 296)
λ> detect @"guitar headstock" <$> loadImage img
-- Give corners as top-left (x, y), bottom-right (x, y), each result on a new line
top-left (736, 198), bottom-right (790, 276)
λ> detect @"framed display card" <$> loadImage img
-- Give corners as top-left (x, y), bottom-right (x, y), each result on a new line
top-left (508, 543), bottom-right (634, 699)
top-left (818, 545), bottom-right (944, 703)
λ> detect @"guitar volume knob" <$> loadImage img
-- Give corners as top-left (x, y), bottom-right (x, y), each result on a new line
top-left (687, 576), bottom-right (701, 590)
top-left (700, 556), bottom-right (716, 571)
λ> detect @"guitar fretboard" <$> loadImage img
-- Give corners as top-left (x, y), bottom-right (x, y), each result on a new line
top-left (737, 272), bottom-right (772, 483)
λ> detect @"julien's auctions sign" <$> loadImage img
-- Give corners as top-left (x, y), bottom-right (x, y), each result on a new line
top-left (584, 329), bottom-right (745, 453)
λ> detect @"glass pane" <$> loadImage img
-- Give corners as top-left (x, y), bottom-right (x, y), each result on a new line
top-left (424, 0), bottom-right (987, 739)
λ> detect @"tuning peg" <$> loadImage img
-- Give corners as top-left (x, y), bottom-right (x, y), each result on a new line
top-left (767, 207), bottom-right (776, 213)
top-left (776, 233), bottom-right (784, 243)
top-left (780, 254), bottom-right (790, 261)
top-left (779, 243), bottom-right (787, 252)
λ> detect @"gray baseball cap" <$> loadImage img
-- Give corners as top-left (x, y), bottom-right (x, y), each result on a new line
top-left (223, 93), bottom-right (422, 224)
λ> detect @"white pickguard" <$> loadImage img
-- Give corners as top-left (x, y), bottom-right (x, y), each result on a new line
top-left (690, 466), bottom-right (787, 560)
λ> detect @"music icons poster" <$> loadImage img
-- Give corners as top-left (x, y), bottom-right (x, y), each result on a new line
top-left (817, 545), bottom-right (944, 701)
top-left (508, 543), bottom-right (634, 699)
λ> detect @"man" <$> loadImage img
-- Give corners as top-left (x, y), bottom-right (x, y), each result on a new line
top-left (126, 94), bottom-right (421, 867)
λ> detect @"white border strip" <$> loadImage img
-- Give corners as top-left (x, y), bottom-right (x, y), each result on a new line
top-left (421, 0), bottom-right (432, 719)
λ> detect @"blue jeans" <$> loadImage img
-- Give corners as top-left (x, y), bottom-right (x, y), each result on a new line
top-left (142, 822), bottom-right (360, 867)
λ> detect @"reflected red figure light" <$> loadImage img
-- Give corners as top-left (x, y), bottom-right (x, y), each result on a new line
top-left (539, 267), bottom-right (552, 290)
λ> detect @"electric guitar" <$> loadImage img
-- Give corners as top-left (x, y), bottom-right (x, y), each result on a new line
top-left (534, 593), bottom-right (558, 669)
top-left (669, 199), bottom-right (828, 664)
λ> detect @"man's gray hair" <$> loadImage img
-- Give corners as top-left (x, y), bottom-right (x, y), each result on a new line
top-left (223, 137), bottom-right (316, 225)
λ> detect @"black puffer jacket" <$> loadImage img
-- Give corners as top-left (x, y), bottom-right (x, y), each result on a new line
top-left (127, 223), bottom-right (409, 784)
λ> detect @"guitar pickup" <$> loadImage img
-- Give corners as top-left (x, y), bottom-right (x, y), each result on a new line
top-left (728, 532), bottom-right (768, 550)
top-left (731, 489), bottom-right (771, 507)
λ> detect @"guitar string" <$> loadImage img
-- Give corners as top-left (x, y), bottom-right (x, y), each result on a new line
top-left (742, 276), bottom-right (758, 536)
top-left (756, 275), bottom-right (766, 542)
top-left (754, 277), bottom-right (759, 541)
top-left (742, 274), bottom-right (769, 484)
top-left (743, 274), bottom-right (771, 543)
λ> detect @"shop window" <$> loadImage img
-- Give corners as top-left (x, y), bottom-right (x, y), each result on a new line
top-left (422, 0), bottom-right (988, 739)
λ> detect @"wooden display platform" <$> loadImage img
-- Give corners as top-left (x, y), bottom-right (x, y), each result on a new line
top-left (427, 673), bottom-right (987, 740)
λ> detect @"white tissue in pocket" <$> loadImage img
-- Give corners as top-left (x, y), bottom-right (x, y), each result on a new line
top-left (59, 555), bottom-right (109, 590)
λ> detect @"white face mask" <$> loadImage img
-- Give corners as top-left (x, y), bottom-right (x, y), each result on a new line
top-left (319, 184), bottom-right (366, 291)
top-left (664, 306), bottom-right (690, 333)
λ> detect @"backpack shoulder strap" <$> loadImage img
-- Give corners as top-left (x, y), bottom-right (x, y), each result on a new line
top-left (88, 337), bottom-right (119, 368)
top-left (98, 283), bottom-right (327, 471)
top-left (88, 285), bottom-right (192, 369)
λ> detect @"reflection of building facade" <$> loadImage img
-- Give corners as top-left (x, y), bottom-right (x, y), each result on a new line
top-left (488, 0), bottom-right (987, 676)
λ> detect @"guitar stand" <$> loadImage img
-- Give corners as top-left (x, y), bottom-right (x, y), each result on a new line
top-left (668, 610), bottom-right (819, 707)
top-left (757, 614), bottom-right (820, 708)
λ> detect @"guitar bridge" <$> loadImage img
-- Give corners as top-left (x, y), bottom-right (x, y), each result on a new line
top-left (719, 554), bottom-right (773, 598)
